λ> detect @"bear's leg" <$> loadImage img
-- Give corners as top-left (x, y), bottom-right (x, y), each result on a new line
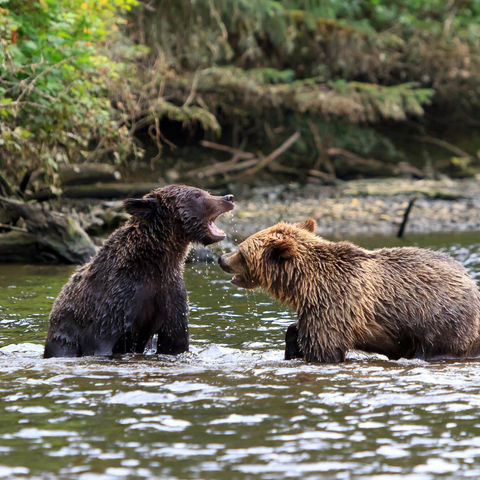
top-left (156, 310), bottom-right (189, 355)
top-left (111, 324), bottom-right (158, 355)
top-left (156, 325), bottom-right (189, 355)
top-left (156, 288), bottom-right (189, 355)
top-left (303, 340), bottom-right (346, 363)
top-left (133, 330), bottom-right (154, 354)
top-left (112, 331), bottom-right (132, 355)
top-left (285, 322), bottom-right (304, 360)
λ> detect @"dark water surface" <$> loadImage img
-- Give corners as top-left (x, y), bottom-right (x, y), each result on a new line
top-left (1, 232), bottom-right (480, 479)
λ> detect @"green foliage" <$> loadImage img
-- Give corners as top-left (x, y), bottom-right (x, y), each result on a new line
top-left (168, 67), bottom-right (434, 124)
top-left (122, 0), bottom-right (479, 180)
top-left (150, 100), bottom-right (221, 136)
top-left (2, 0), bottom-right (479, 185)
top-left (0, 0), bottom-right (138, 186)
top-left (137, 0), bottom-right (480, 113)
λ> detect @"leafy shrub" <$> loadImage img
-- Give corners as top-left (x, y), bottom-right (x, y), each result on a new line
top-left (0, 0), bottom-right (137, 187)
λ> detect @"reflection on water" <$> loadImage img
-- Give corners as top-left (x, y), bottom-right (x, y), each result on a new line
top-left (0, 232), bottom-right (479, 479)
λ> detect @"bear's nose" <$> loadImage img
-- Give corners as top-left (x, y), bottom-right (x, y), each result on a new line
top-left (223, 194), bottom-right (234, 202)
top-left (218, 254), bottom-right (231, 272)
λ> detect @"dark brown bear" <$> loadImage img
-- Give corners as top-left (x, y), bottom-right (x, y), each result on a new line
top-left (219, 219), bottom-right (480, 363)
top-left (44, 185), bottom-right (234, 358)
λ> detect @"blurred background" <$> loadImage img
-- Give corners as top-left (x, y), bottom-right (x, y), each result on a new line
top-left (2, 0), bottom-right (480, 191)
top-left (1, 0), bottom-right (480, 261)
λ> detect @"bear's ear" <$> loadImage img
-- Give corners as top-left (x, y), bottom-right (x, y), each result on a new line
top-left (123, 197), bottom-right (159, 218)
top-left (266, 236), bottom-right (298, 261)
top-left (296, 218), bottom-right (316, 233)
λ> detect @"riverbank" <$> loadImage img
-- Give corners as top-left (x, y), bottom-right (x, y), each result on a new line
top-left (67, 177), bottom-right (480, 243)
top-left (4, 177), bottom-right (480, 264)
top-left (219, 177), bottom-right (480, 241)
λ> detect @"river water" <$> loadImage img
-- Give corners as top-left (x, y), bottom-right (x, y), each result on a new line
top-left (1, 232), bottom-right (480, 479)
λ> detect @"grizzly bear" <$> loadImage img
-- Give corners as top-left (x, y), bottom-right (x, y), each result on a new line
top-left (44, 185), bottom-right (234, 358)
top-left (219, 218), bottom-right (480, 363)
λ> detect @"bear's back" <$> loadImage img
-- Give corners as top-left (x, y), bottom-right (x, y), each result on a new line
top-left (361, 246), bottom-right (480, 358)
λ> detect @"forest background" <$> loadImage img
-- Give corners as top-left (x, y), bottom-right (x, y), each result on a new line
top-left (1, 0), bottom-right (480, 196)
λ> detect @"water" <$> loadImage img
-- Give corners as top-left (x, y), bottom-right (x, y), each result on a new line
top-left (1, 233), bottom-right (480, 479)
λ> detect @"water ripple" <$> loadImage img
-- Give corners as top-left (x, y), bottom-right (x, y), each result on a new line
top-left (0, 238), bottom-right (479, 478)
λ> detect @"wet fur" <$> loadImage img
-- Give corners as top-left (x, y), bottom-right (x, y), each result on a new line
top-left (44, 185), bottom-right (233, 358)
top-left (219, 219), bottom-right (480, 363)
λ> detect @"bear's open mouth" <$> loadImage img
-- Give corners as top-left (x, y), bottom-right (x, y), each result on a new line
top-left (207, 216), bottom-right (226, 240)
top-left (231, 273), bottom-right (252, 288)
top-left (206, 196), bottom-right (235, 242)
top-left (231, 273), bottom-right (256, 289)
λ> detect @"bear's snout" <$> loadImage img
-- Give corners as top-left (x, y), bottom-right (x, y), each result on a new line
top-left (218, 253), bottom-right (234, 273)
top-left (218, 194), bottom-right (235, 213)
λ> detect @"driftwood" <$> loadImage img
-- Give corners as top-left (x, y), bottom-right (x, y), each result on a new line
top-left (269, 162), bottom-right (304, 176)
top-left (414, 135), bottom-right (472, 159)
top-left (63, 182), bottom-right (159, 200)
top-left (308, 120), bottom-right (335, 175)
top-left (59, 163), bottom-right (122, 186)
top-left (191, 132), bottom-right (301, 185)
top-left (328, 148), bottom-right (424, 179)
top-left (193, 134), bottom-right (423, 186)
top-left (199, 140), bottom-right (255, 159)
top-left (0, 196), bottom-right (96, 264)
top-left (397, 197), bottom-right (417, 238)
top-left (307, 168), bottom-right (336, 182)
top-left (23, 163), bottom-right (123, 201)
top-left (238, 131), bottom-right (301, 178)
top-left (187, 157), bottom-right (258, 179)
top-left (31, 182), bottom-right (160, 201)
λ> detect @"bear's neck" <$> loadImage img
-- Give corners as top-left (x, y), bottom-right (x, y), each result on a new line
top-left (120, 220), bottom-right (191, 271)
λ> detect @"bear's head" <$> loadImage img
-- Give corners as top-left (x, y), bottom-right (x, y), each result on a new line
top-left (123, 185), bottom-right (235, 245)
top-left (218, 218), bottom-right (316, 302)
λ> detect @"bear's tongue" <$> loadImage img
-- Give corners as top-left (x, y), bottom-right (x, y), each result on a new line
top-left (208, 220), bottom-right (226, 239)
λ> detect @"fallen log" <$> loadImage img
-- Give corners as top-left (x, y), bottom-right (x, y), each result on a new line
top-left (186, 157), bottom-right (258, 179)
top-left (268, 161), bottom-right (303, 176)
top-left (414, 135), bottom-right (472, 159)
top-left (238, 131), bottom-right (301, 178)
top-left (200, 140), bottom-right (256, 159)
top-left (191, 132), bottom-right (301, 185)
top-left (0, 231), bottom-right (44, 263)
top-left (63, 182), bottom-right (160, 200)
top-left (308, 119), bottom-right (335, 175)
top-left (59, 163), bottom-right (122, 186)
top-left (186, 141), bottom-right (257, 179)
top-left (328, 148), bottom-right (424, 179)
top-left (31, 183), bottom-right (161, 201)
top-left (307, 168), bottom-right (336, 182)
top-left (0, 196), bottom-right (96, 264)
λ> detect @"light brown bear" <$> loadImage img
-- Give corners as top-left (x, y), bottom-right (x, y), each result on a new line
top-left (219, 218), bottom-right (480, 363)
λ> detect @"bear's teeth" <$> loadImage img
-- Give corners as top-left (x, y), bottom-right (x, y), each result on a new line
top-left (208, 221), bottom-right (225, 237)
